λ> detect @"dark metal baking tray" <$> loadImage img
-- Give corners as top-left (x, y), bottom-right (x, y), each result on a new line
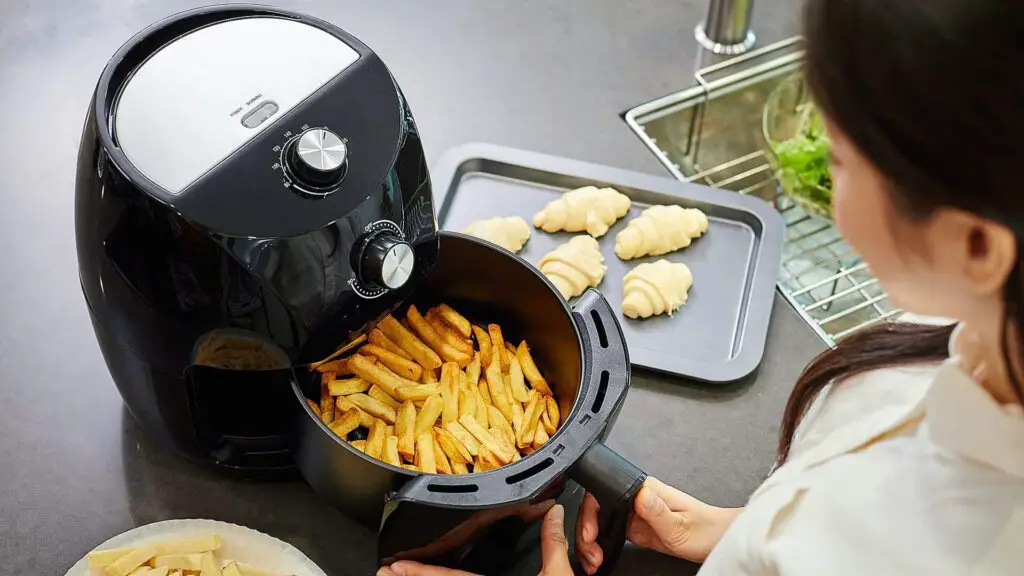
top-left (431, 143), bottom-right (784, 383)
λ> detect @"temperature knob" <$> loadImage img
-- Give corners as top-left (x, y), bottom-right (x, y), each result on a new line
top-left (359, 233), bottom-right (415, 290)
top-left (286, 128), bottom-right (348, 189)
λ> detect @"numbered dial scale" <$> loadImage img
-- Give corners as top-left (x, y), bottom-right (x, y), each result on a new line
top-left (274, 126), bottom-right (350, 196)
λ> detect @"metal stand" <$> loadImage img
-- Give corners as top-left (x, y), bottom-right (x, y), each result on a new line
top-left (696, 0), bottom-right (756, 55)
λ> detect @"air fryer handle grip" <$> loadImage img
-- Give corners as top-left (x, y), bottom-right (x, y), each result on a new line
top-left (572, 442), bottom-right (646, 576)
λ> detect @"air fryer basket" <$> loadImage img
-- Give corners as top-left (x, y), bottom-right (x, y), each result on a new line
top-left (290, 232), bottom-right (645, 575)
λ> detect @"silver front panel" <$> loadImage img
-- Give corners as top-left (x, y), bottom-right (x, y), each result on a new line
top-left (113, 17), bottom-right (360, 194)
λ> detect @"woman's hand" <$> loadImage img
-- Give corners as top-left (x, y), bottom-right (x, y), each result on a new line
top-left (377, 505), bottom-right (573, 576)
top-left (575, 477), bottom-right (741, 574)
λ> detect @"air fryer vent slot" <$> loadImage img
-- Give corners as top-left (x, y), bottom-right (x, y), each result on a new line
top-left (506, 458), bottom-right (554, 484)
top-left (427, 483), bottom-right (479, 494)
top-left (591, 370), bottom-right (609, 413)
top-left (590, 309), bottom-right (609, 348)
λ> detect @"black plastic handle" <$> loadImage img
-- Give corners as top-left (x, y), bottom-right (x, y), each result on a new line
top-left (571, 442), bottom-right (646, 576)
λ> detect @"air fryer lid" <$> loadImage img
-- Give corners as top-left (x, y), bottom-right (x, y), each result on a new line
top-left (99, 7), bottom-right (406, 238)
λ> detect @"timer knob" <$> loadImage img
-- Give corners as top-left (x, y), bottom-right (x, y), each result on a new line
top-left (359, 233), bottom-right (415, 290)
top-left (286, 128), bottom-right (348, 189)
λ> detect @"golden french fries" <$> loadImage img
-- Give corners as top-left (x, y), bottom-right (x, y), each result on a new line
top-left (415, 433), bottom-right (436, 473)
top-left (309, 302), bottom-right (562, 474)
top-left (369, 327), bottom-right (413, 360)
top-left (396, 401), bottom-right (417, 460)
top-left (379, 314), bottom-right (442, 369)
top-left (328, 377), bottom-right (370, 396)
top-left (348, 393), bottom-right (397, 424)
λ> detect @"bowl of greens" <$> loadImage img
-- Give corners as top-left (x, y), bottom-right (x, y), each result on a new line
top-left (763, 74), bottom-right (832, 219)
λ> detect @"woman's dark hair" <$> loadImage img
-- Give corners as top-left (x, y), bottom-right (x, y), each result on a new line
top-left (778, 0), bottom-right (1024, 463)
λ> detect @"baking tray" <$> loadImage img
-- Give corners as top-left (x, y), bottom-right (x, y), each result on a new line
top-left (431, 143), bottom-right (784, 382)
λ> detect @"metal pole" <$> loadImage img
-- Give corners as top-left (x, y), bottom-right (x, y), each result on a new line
top-left (695, 0), bottom-right (756, 55)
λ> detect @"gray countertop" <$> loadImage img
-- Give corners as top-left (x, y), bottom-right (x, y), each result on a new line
top-left (0, 1), bottom-right (821, 574)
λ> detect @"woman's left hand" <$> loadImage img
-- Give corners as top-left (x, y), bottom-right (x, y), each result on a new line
top-left (377, 505), bottom-right (573, 576)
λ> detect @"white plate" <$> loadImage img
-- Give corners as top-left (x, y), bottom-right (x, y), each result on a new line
top-left (64, 519), bottom-right (328, 576)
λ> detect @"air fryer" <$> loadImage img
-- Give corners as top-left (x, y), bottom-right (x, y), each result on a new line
top-left (291, 233), bottom-right (646, 576)
top-left (76, 5), bottom-right (439, 474)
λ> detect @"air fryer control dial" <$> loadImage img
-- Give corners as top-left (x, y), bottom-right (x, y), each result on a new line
top-left (285, 128), bottom-right (348, 189)
top-left (360, 233), bottom-right (415, 290)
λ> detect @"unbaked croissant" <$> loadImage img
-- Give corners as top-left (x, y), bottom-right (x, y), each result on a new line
top-left (621, 260), bottom-right (693, 319)
top-left (533, 186), bottom-right (631, 238)
top-left (538, 236), bottom-right (607, 299)
top-left (463, 216), bottom-right (531, 253)
top-left (614, 205), bottom-right (708, 260)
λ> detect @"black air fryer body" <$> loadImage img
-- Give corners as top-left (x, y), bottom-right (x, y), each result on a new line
top-left (76, 6), bottom-right (438, 475)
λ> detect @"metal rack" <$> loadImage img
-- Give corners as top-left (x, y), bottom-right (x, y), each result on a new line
top-left (624, 38), bottom-right (899, 345)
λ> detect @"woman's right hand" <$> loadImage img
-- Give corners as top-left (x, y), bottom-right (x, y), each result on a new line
top-left (575, 477), bottom-right (741, 574)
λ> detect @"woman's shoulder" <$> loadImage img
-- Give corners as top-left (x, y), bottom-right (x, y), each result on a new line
top-left (759, 436), bottom-right (1024, 575)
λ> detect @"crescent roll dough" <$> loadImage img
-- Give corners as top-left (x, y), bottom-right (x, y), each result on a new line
top-left (533, 186), bottom-right (631, 238)
top-left (622, 260), bottom-right (693, 319)
top-left (538, 236), bottom-right (607, 299)
top-left (614, 205), bottom-right (708, 260)
top-left (463, 216), bottom-right (531, 253)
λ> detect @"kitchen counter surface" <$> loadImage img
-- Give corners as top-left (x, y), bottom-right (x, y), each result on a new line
top-left (0, 1), bottom-right (820, 574)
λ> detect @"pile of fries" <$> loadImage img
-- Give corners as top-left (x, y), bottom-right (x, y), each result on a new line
top-left (308, 303), bottom-right (561, 474)
top-left (86, 534), bottom-right (288, 576)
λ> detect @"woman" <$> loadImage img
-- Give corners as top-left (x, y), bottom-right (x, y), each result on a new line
top-left (379, 0), bottom-right (1024, 574)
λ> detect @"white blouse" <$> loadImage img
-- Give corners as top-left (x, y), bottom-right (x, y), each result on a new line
top-left (699, 324), bottom-right (1024, 576)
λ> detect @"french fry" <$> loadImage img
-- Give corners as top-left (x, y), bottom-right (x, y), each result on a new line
top-left (458, 383), bottom-right (476, 422)
top-left (365, 419), bottom-right (386, 459)
top-left (472, 325), bottom-right (492, 367)
top-left (433, 436), bottom-right (453, 474)
top-left (310, 334), bottom-right (367, 369)
top-left (505, 342), bottom-right (517, 356)
top-left (153, 536), bottom-right (221, 556)
top-left (489, 426), bottom-right (516, 457)
top-left (437, 303), bottom-right (472, 338)
top-left (328, 377), bottom-right (370, 396)
top-left (369, 327), bottom-right (412, 360)
top-left (89, 548), bottom-right (134, 569)
top-left (305, 398), bottom-right (322, 419)
top-left (443, 421), bottom-right (482, 456)
top-left (360, 343), bottom-right (423, 381)
top-left (348, 354), bottom-right (418, 399)
top-left (328, 408), bottom-right (361, 438)
top-left (508, 356), bottom-right (530, 403)
top-left (383, 436), bottom-right (402, 466)
top-left (319, 380), bottom-right (335, 425)
top-left (452, 461), bottom-right (470, 474)
top-left (435, 427), bottom-right (472, 464)
top-left (398, 383), bottom-right (441, 402)
top-left (350, 439), bottom-right (367, 452)
top-left (106, 546), bottom-right (158, 576)
top-left (369, 385), bottom-right (401, 410)
top-left (465, 352), bottom-right (481, 386)
top-left (477, 449), bottom-right (502, 471)
top-left (476, 393), bottom-right (490, 428)
top-left (415, 433), bottom-right (436, 473)
top-left (511, 399), bottom-right (525, 440)
top-left (379, 314), bottom-right (442, 369)
top-left (401, 464), bottom-right (419, 472)
top-left (533, 425), bottom-right (550, 449)
top-left (487, 324), bottom-right (510, 371)
top-left (348, 393), bottom-right (397, 424)
top-left (146, 568), bottom-right (171, 576)
top-left (386, 425), bottom-right (395, 437)
top-left (486, 347), bottom-right (514, 422)
top-left (422, 368), bottom-right (439, 383)
top-left (521, 445), bottom-right (536, 457)
top-left (430, 315), bottom-right (474, 354)
top-left (440, 363), bottom-right (460, 424)
top-left (541, 408), bottom-right (556, 435)
top-left (478, 378), bottom-right (492, 406)
top-left (488, 405), bottom-right (515, 446)
top-left (200, 551), bottom-right (223, 576)
top-left (460, 414), bottom-right (515, 464)
top-left (312, 357), bottom-right (352, 375)
top-left (414, 396), bottom-right (444, 437)
top-left (396, 401), bottom-right (417, 460)
top-left (519, 392), bottom-right (544, 448)
top-left (408, 305), bottom-right (472, 366)
top-left (336, 395), bottom-right (375, 428)
top-left (152, 553), bottom-right (201, 572)
top-left (545, 396), bottom-right (561, 429)
top-left (517, 342), bottom-right (553, 395)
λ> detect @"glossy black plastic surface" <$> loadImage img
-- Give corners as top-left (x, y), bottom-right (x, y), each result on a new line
top-left (289, 233), bottom-right (643, 575)
top-left (76, 5), bottom-right (438, 471)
